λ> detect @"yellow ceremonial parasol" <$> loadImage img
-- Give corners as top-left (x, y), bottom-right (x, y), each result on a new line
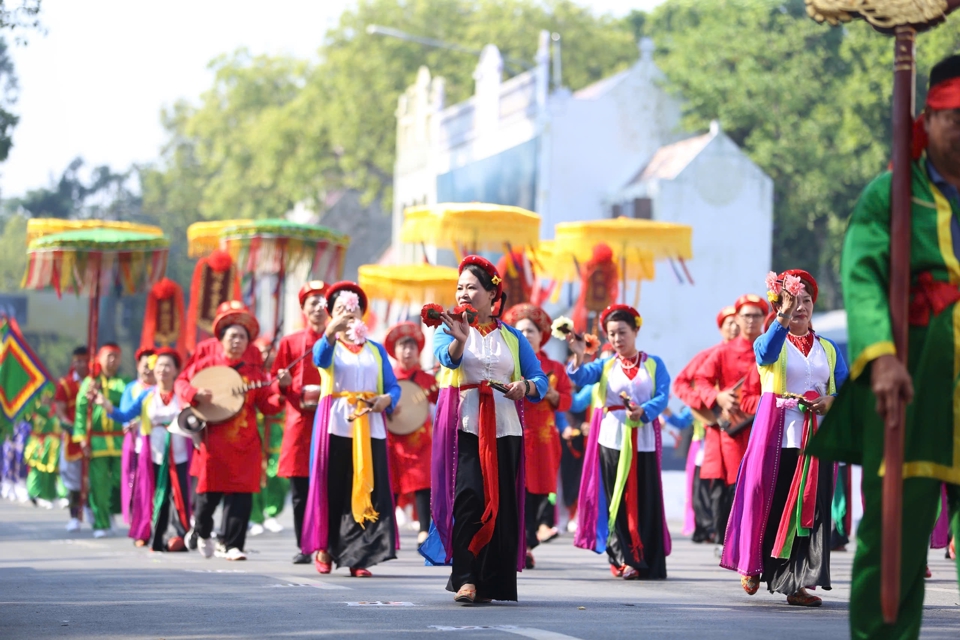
top-left (26, 218), bottom-right (165, 245)
top-left (186, 220), bottom-right (252, 258)
top-left (358, 264), bottom-right (460, 308)
top-left (400, 203), bottom-right (540, 260)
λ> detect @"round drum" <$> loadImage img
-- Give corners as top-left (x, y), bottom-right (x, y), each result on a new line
top-left (388, 379), bottom-right (429, 436)
top-left (189, 365), bottom-right (245, 424)
top-left (300, 384), bottom-right (321, 410)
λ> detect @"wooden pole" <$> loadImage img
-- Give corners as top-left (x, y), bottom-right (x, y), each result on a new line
top-left (881, 24), bottom-right (916, 626)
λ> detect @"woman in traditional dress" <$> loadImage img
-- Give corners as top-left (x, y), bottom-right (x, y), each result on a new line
top-left (101, 348), bottom-right (192, 552)
top-left (566, 304), bottom-right (671, 580)
top-left (302, 282), bottom-right (401, 577)
top-left (422, 256), bottom-right (548, 604)
top-left (176, 301), bottom-right (284, 561)
top-left (721, 270), bottom-right (848, 607)
top-left (384, 321), bottom-right (438, 546)
top-left (503, 303), bottom-right (572, 568)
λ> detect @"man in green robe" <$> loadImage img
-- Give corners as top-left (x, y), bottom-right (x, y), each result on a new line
top-left (250, 410), bottom-right (288, 534)
top-left (808, 55), bottom-right (960, 639)
top-left (74, 344), bottom-right (130, 537)
top-left (24, 392), bottom-right (63, 506)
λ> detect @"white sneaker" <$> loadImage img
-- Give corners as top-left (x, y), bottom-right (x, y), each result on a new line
top-left (37, 498), bottom-right (54, 509)
top-left (566, 520), bottom-right (578, 533)
top-left (263, 517), bottom-right (284, 533)
top-left (198, 537), bottom-right (216, 558)
top-left (248, 523), bottom-right (265, 537)
top-left (224, 547), bottom-right (247, 561)
top-left (214, 542), bottom-right (228, 558)
top-left (57, 498), bottom-right (70, 509)
top-left (66, 518), bottom-right (81, 532)
top-left (83, 507), bottom-right (94, 523)
top-left (93, 529), bottom-right (108, 539)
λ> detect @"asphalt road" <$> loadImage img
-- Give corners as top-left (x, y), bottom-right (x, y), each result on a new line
top-left (1, 497), bottom-right (957, 639)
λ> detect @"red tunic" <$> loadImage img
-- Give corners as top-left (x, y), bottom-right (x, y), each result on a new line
top-left (523, 352), bottom-right (572, 495)
top-left (672, 344), bottom-right (722, 410)
top-left (176, 352), bottom-right (283, 493)
top-left (692, 336), bottom-right (756, 485)
top-left (387, 366), bottom-right (438, 495)
top-left (54, 374), bottom-right (83, 461)
top-left (271, 328), bottom-right (324, 478)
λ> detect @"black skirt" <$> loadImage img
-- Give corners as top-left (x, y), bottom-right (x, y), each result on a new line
top-left (447, 431), bottom-right (522, 601)
top-left (559, 431), bottom-right (585, 509)
top-left (326, 434), bottom-right (397, 569)
top-left (599, 445), bottom-right (667, 579)
top-left (761, 448), bottom-right (832, 595)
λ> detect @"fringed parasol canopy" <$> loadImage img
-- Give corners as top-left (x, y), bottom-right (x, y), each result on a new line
top-left (26, 218), bottom-right (164, 245)
top-left (358, 264), bottom-right (460, 307)
top-left (186, 219), bottom-right (252, 258)
top-left (400, 203), bottom-right (540, 259)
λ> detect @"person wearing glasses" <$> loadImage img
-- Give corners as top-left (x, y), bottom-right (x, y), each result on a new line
top-left (693, 294), bottom-right (769, 547)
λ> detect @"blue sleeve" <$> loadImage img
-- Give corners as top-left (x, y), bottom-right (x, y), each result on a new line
top-left (313, 335), bottom-right (335, 369)
top-left (513, 326), bottom-right (548, 402)
top-left (566, 357), bottom-right (607, 388)
top-left (109, 388), bottom-right (150, 423)
top-left (555, 411), bottom-right (568, 431)
top-left (755, 321), bottom-right (788, 366)
top-left (826, 337), bottom-right (850, 392)
top-left (570, 384), bottom-right (594, 413)
top-left (432, 328), bottom-right (461, 369)
top-left (665, 406), bottom-right (694, 429)
top-left (639, 356), bottom-right (670, 422)
top-left (377, 343), bottom-right (402, 414)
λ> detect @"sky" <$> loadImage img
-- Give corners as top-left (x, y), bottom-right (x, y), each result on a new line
top-left (1, 0), bottom-right (664, 198)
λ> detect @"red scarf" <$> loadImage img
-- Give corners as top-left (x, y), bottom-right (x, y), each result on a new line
top-left (461, 380), bottom-right (500, 556)
top-left (787, 332), bottom-right (815, 357)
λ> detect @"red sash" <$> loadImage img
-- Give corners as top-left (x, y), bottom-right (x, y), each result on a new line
top-left (461, 381), bottom-right (500, 556)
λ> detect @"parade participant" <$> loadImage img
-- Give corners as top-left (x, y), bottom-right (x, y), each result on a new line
top-left (503, 303), bottom-right (572, 568)
top-left (119, 348), bottom-right (156, 545)
top-left (560, 376), bottom-right (595, 533)
top-left (176, 301), bottom-right (284, 561)
top-left (273, 281), bottom-right (328, 564)
top-left (54, 347), bottom-right (88, 531)
top-left (102, 348), bottom-right (192, 552)
top-left (421, 255), bottom-right (548, 604)
top-left (693, 295), bottom-right (769, 545)
top-left (74, 344), bottom-right (130, 538)
top-left (384, 321), bottom-right (438, 546)
top-left (806, 54), bottom-right (960, 639)
top-left (24, 394), bottom-right (62, 508)
top-left (567, 304), bottom-right (671, 580)
top-left (673, 305), bottom-right (738, 543)
top-left (250, 337), bottom-right (288, 537)
top-left (721, 270), bottom-right (848, 607)
top-left (301, 282), bottom-right (401, 577)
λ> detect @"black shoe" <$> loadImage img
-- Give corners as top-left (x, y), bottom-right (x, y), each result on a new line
top-left (292, 552), bottom-right (312, 565)
top-left (186, 528), bottom-right (198, 551)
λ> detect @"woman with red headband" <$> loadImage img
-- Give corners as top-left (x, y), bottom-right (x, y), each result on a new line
top-left (118, 347), bottom-right (156, 546)
top-left (721, 270), bottom-right (848, 607)
top-left (566, 304), bottom-right (671, 580)
top-left (301, 282), bottom-right (402, 578)
top-left (502, 302), bottom-right (572, 569)
top-left (101, 348), bottom-right (192, 552)
top-left (176, 302), bottom-right (284, 561)
top-left (421, 256), bottom-right (548, 604)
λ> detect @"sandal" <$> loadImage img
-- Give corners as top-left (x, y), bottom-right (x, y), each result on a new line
top-left (454, 584), bottom-right (476, 604)
top-left (610, 564), bottom-right (624, 578)
top-left (786, 590), bottom-right (822, 607)
top-left (741, 575), bottom-right (760, 596)
top-left (315, 551), bottom-right (332, 575)
top-left (622, 566), bottom-right (640, 580)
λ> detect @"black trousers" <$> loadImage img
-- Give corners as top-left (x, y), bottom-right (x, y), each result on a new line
top-left (194, 491), bottom-right (253, 551)
top-left (448, 431), bottom-right (522, 601)
top-left (711, 480), bottom-right (737, 545)
top-left (415, 488), bottom-right (431, 533)
top-left (691, 466), bottom-right (715, 543)
top-left (151, 461), bottom-right (190, 551)
top-left (289, 476), bottom-right (310, 549)
top-left (524, 492), bottom-right (554, 550)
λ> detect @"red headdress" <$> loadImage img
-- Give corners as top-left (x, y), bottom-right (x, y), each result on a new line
top-left (141, 277), bottom-right (187, 359)
top-left (912, 55), bottom-right (960, 160)
top-left (716, 305), bottom-right (737, 329)
top-left (735, 293), bottom-right (770, 315)
top-left (153, 347), bottom-right (182, 370)
top-left (186, 249), bottom-right (241, 352)
top-left (572, 243), bottom-right (620, 333)
top-left (212, 300), bottom-right (260, 342)
top-left (298, 280), bottom-right (328, 307)
top-left (503, 302), bottom-right (552, 347)
top-left (325, 281), bottom-right (368, 314)
top-left (599, 303), bottom-right (642, 331)
top-left (459, 255), bottom-right (504, 314)
top-left (134, 347), bottom-right (156, 363)
top-left (384, 321), bottom-right (425, 356)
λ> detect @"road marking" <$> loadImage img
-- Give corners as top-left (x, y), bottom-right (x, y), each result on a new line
top-left (346, 601), bottom-right (420, 606)
top-left (184, 569), bottom-right (247, 573)
top-left (430, 626), bottom-right (581, 639)
top-left (270, 575), bottom-right (353, 590)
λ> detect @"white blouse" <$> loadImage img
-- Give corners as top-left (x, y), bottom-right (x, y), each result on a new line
top-left (458, 327), bottom-right (523, 438)
top-left (598, 358), bottom-right (657, 452)
top-left (328, 344), bottom-right (387, 440)
top-left (781, 339), bottom-right (830, 449)
top-left (134, 391), bottom-right (189, 465)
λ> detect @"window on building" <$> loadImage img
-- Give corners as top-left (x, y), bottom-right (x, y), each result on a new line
top-left (611, 203), bottom-right (622, 218)
top-left (633, 198), bottom-right (652, 220)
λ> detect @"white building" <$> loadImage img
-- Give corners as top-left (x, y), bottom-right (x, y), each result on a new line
top-left (392, 33), bottom-right (773, 382)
